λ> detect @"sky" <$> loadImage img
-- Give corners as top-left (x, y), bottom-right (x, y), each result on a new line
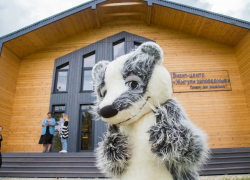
top-left (0, 0), bottom-right (250, 37)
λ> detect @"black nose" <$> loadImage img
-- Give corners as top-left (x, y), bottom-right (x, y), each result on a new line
top-left (100, 105), bottom-right (118, 118)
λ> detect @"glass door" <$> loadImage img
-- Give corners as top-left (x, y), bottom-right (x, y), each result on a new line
top-left (52, 105), bottom-right (65, 151)
top-left (80, 105), bottom-right (94, 151)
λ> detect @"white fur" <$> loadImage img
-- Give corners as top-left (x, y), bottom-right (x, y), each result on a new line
top-left (120, 111), bottom-right (173, 180)
top-left (99, 57), bottom-right (172, 126)
top-left (99, 54), bottom-right (129, 109)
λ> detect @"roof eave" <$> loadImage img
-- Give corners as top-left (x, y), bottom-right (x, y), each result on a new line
top-left (1, 0), bottom-right (250, 57)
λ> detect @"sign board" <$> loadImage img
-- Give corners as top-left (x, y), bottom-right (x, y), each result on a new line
top-left (171, 70), bottom-right (232, 93)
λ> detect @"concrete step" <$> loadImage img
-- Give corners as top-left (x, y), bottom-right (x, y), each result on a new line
top-left (0, 171), bottom-right (106, 178)
top-left (200, 166), bottom-right (250, 175)
top-left (3, 160), bottom-right (96, 166)
top-left (203, 161), bottom-right (250, 169)
top-left (2, 156), bottom-right (96, 161)
top-left (209, 156), bottom-right (250, 163)
top-left (1, 165), bottom-right (99, 172)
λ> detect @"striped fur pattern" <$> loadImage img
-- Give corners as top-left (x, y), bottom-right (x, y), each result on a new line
top-left (148, 98), bottom-right (210, 180)
top-left (112, 42), bottom-right (163, 111)
top-left (95, 124), bottom-right (131, 177)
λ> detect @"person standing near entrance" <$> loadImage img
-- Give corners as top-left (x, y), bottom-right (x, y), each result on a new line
top-left (39, 112), bottom-right (56, 152)
top-left (59, 113), bottom-right (69, 153)
top-left (0, 126), bottom-right (3, 168)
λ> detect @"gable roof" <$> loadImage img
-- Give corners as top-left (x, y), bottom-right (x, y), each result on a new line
top-left (1, 0), bottom-right (249, 58)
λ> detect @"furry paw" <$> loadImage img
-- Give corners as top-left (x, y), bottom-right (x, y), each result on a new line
top-left (148, 120), bottom-right (209, 167)
top-left (95, 124), bottom-right (130, 177)
top-left (148, 120), bottom-right (190, 161)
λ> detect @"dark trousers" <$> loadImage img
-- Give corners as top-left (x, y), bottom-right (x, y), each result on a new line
top-left (0, 152), bottom-right (2, 168)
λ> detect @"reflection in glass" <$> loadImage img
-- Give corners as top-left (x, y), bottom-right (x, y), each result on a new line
top-left (84, 54), bottom-right (95, 68)
top-left (52, 112), bottom-right (64, 151)
top-left (113, 40), bottom-right (125, 60)
top-left (81, 105), bottom-right (93, 150)
top-left (56, 71), bottom-right (68, 92)
top-left (83, 70), bottom-right (93, 91)
top-left (54, 106), bottom-right (65, 111)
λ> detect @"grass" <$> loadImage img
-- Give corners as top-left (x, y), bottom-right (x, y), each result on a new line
top-left (200, 176), bottom-right (250, 180)
top-left (222, 178), bottom-right (250, 180)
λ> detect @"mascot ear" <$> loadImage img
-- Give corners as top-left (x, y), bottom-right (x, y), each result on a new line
top-left (92, 60), bottom-right (110, 85)
top-left (138, 42), bottom-right (163, 65)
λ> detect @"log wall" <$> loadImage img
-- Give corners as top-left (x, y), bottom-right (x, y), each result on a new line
top-left (0, 46), bottom-right (20, 152)
top-left (3, 19), bottom-right (250, 152)
top-left (235, 31), bottom-right (250, 115)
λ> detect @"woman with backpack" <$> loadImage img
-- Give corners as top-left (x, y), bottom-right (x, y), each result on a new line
top-left (59, 113), bottom-right (69, 153)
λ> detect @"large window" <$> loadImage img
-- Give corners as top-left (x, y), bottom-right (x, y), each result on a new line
top-left (134, 41), bottom-right (141, 49)
top-left (113, 38), bottom-right (125, 60)
top-left (55, 63), bottom-right (69, 92)
top-left (52, 105), bottom-right (66, 151)
top-left (82, 52), bottom-right (95, 91)
top-left (80, 105), bottom-right (93, 150)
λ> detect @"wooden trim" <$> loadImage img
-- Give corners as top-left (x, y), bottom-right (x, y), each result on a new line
top-left (93, 9), bottom-right (101, 29)
top-left (147, 6), bottom-right (152, 26)
top-left (101, 2), bottom-right (143, 7)
top-left (102, 12), bottom-right (144, 17)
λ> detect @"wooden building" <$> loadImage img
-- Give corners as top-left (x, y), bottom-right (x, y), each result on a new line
top-left (0, 0), bottom-right (250, 177)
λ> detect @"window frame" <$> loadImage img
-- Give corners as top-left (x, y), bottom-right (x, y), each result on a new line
top-left (134, 41), bottom-right (142, 49)
top-left (112, 38), bottom-right (126, 60)
top-left (81, 51), bottom-right (96, 92)
top-left (79, 103), bottom-right (95, 151)
top-left (54, 62), bottom-right (69, 93)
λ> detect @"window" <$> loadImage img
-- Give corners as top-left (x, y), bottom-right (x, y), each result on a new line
top-left (52, 105), bottom-right (66, 151)
top-left (80, 105), bottom-right (93, 150)
top-left (82, 52), bottom-right (95, 91)
top-left (113, 38), bottom-right (125, 60)
top-left (55, 63), bottom-right (69, 92)
top-left (134, 42), bottom-right (142, 49)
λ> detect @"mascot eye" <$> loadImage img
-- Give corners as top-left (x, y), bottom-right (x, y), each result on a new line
top-left (126, 81), bottom-right (140, 90)
top-left (99, 88), bottom-right (107, 98)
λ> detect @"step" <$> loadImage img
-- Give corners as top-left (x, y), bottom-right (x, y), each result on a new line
top-left (208, 156), bottom-right (250, 163)
top-left (2, 156), bottom-right (96, 161)
top-left (211, 147), bottom-right (250, 154)
top-left (3, 160), bottom-right (96, 166)
top-left (2, 152), bottom-right (95, 157)
top-left (0, 171), bottom-right (106, 178)
top-left (211, 152), bottom-right (250, 158)
top-left (0, 165), bottom-right (99, 172)
top-left (200, 166), bottom-right (250, 175)
top-left (203, 161), bottom-right (250, 169)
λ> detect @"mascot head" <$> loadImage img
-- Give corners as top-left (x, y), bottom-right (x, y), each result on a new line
top-left (92, 42), bottom-right (172, 125)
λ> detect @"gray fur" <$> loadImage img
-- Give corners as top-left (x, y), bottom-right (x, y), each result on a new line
top-left (95, 124), bottom-right (131, 177)
top-left (92, 42), bottom-right (163, 113)
top-left (113, 42), bottom-right (162, 111)
top-left (148, 98), bottom-right (210, 180)
top-left (91, 60), bottom-right (109, 119)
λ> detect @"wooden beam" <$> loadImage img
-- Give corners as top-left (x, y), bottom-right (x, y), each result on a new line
top-left (101, 2), bottom-right (143, 7)
top-left (147, 6), bottom-right (152, 26)
top-left (103, 12), bottom-right (144, 17)
top-left (93, 9), bottom-right (101, 29)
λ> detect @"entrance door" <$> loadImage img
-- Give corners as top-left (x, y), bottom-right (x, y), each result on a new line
top-left (52, 105), bottom-right (65, 151)
top-left (79, 105), bottom-right (94, 151)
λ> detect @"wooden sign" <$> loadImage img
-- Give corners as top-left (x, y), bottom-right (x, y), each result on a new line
top-left (171, 70), bottom-right (232, 93)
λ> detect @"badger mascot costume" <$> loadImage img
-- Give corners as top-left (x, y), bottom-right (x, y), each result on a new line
top-left (92, 42), bottom-right (209, 180)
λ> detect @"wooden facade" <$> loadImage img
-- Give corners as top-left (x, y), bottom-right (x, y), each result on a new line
top-left (0, 0), bottom-right (250, 152)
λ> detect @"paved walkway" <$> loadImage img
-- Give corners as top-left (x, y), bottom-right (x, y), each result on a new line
top-left (1, 175), bottom-right (250, 180)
